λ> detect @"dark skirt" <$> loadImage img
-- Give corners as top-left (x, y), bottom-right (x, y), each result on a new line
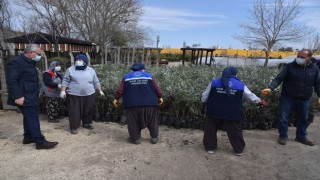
top-left (45, 96), bottom-right (64, 120)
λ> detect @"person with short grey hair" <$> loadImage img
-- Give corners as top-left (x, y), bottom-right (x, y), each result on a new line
top-left (6, 44), bottom-right (58, 150)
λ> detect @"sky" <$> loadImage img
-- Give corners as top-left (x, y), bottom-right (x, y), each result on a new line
top-left (141, 0), bottom-right (320, 49)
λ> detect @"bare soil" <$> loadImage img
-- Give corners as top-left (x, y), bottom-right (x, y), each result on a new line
top-left (0, 109), bottom-right (320, 180)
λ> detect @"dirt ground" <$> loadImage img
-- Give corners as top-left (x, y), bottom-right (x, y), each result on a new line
top-left (0, 109), bottom-right (320, 180)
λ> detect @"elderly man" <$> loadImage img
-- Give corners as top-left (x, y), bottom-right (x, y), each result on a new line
top-left (6, 44), bottom-right (58, 149)
top-left (262, 49), bottom-right (320, 146)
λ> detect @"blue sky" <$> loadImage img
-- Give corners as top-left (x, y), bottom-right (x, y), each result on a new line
top-left (141, 0), bottom-right (320, 49)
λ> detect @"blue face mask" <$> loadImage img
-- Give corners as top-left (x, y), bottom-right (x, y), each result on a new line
top-left (32, 55), bottom-right (41, 62)
top-left (295, 58), bottom-right (305, 65)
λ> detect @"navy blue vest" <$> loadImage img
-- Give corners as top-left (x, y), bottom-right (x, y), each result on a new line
top-left (123, 71), bottom-right (158, 108)
top-left (206, 77), bottom-right (245, 121)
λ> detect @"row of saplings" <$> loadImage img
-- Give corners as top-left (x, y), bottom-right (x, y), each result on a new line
top-left (39, 95), bottom-right (316, 131)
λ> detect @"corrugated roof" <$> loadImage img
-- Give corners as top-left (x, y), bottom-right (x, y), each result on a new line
top-left (5, 32), bottom-right (93, 45)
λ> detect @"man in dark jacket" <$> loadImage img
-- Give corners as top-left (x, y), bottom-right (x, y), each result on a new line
top-left (262, 49), bottom-right (320, 146)
top-left (6, 44), bottom-right (58, 150)
top-left (113, 63), bottom-right (163, 144)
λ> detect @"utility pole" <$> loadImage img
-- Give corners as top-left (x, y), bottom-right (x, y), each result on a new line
top-left (156, 35), bottom-right (160, 48)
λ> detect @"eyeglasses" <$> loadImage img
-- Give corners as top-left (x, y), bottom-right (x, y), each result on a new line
top-left (33, 51), bottom-right (41, 56)
top-left (297, 56), bottom-right (308, 59)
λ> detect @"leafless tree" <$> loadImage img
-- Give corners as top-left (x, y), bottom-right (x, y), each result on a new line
top-left (306, 33), bottom-right (320, 51)
top-left (234, 0), bottom-right (312, 67)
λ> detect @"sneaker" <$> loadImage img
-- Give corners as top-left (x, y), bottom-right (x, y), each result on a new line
top-left (133, 139), bottom-right (141, 145)
top-left (295, 137), bottom-right (315, 146)
top-left (235, 153), bottom-right (243, 156)
top-left (207, 150), bottom-right (214, 154)
top-left (278, 138), bottom-right (287, 145)
top-left (83, 124), bottom-right (94, 130)
top-left (70, 129), bottom-right (78, 134)
top-left (151, 138), bottom-right (158, 144)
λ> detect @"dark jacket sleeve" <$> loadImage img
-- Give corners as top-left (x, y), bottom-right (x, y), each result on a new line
top-left (43, 71), bottom-right (58, 88)
top-left (152, 77), bottom-right (163, 98)
top-left (268, 66), bottom-right (288, 91)
top-left (114, 79), bottom-right (125, 100)
top-left (6, 59), bottom-right (24, 100)
top-left (314, 71), bottom-right (320, 97)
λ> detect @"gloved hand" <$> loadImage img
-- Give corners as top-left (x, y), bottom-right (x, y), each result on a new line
top-left (58, 84), bottom-right (62, 89)
top-left (99, 91), bottom-right (105, 97)
top-left (158, 98), bottom-right (164, 105)
top-left (60, 91), bottom-right (66, 99)
top-left (113, 99), bottom-right (119, 108)
top-left (261, 88), bottom-right (271, 95)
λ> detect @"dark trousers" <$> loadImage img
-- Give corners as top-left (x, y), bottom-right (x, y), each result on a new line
top-left (19, 106), bottom-right (45, 144)
top-left (203, 117), bottom-right (245, 153)
top-left (125, 107), bottom-right (159, 142)
top-left (67, 94), bottom-right (95, 130)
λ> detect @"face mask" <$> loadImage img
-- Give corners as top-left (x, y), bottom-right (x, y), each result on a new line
top-left (295, 58), bottom-right (305, 65)
top-left (54, 66), bottom-right (61, 72)
top-left (75, 60), bottom-right (84, 66)
top-left (32, 55), bottom-right (41, 62)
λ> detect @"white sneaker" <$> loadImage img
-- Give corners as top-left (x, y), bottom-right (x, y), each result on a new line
top-left (207, 150), bottom-right (214, 154)
top-left (235, 153), bottom-right (243, 156)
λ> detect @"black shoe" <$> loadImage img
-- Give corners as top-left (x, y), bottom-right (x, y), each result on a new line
top-left (36, 141), bottom-right (58, 150)
top-left (48, 119), bottom-right (60, 123)
top-left (70, 129), bottom-right (78, 134)
top-left (295, 137), bottom-right (315, 146)
top-left (151, 138), bottom-right (158, 144)
top-left (278, 138), bottom-right (287, 145)
top-left (83, 124), bottom-right (94, 130)
top-left (23, 138), bottom-right (35, 144)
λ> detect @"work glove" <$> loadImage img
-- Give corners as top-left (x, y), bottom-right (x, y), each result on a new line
top-left (113, 99), bottom-right (119, 108)
top-left (158, 98), bottom-right (164, 105)
top-left (60, 91), bottom-right (66, 99)
top-left (99, 91), bottom-right (105, 97)
top-left (261, 88), bottom-right (271, 95)
top-left (257, 100), bottom-right (267, 108)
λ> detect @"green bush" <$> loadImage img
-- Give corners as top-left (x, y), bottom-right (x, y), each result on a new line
top-left (92, 64), bottom-right (316, 130)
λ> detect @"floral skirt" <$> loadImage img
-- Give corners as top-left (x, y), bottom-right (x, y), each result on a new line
top-left (45, 96), bottom-right (64, 120)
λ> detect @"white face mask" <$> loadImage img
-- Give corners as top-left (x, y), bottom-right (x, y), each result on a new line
top-left (295, 58), bottom-right (305, 65)
top-left (32, 55), bottom-right (41, 62)
top-left (54, 66), bottom-right (61, 72)
top-left (75, 61), bottom-right (84, 66)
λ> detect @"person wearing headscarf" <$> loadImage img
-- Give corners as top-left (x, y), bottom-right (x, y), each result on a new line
top-left (60, 54), bottom-right (104, 134)
top-left (201, 66), bottom-right (261, 156)
top-left (42, 60), bottom-right (64, 123)
top-left (113, 62), bottom-right (163, 144)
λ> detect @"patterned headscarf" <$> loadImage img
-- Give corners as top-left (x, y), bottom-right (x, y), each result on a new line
top-left (221, 66), bottom-right (238, 95)
top-left (48, 61), bottom-right (60, 70)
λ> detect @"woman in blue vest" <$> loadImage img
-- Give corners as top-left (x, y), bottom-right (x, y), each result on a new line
top-left (201, 66), bottom-right (261, 156)
top-left (113, 63), bottom-right (163, 144)
top-left (42, 61), bottom-right (64, 123)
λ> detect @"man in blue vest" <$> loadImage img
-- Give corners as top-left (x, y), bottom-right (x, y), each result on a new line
top-left (113, 63), bottom-right (163, 144)
top-left (262, 49), bottom-right (320, 146)
top-left (201, 66), bottom-right (261, 156)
